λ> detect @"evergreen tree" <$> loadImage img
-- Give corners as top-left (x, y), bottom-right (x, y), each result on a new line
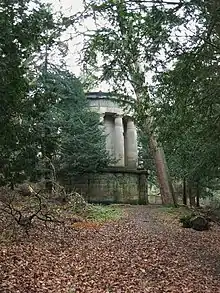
top-left (33, 69), bottom-right (111, 179)
top-left (151, 0), bottom-right (220, 203)
top-left (0, 0), bottom-right (111, 187)
top-left (0, 0), bottom-right (58, 186)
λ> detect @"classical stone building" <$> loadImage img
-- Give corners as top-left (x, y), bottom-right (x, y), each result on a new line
top-left (70, 92), bottom-right (148, 204)
top-left (87, 92), bottom-right (138, 169)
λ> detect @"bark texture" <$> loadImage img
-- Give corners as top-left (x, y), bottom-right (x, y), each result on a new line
top-left (148, 133), bottom-right (175, 205)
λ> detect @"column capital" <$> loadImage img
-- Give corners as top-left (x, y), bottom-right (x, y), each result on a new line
top-left (115, 114), bottom-right (123, 118)
top-left (127, 118), bottom-right (135, 129)
top-left (114, 115), bottom-right (123, 127)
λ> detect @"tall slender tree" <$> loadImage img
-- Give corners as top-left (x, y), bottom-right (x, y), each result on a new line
top-left (73, 0), bottom-right (181, 204)
top-left (150, 0), bottom-right (220, 203)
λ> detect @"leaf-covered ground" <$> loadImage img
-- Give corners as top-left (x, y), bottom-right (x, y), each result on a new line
top-left (1, 205), bottom-right (220, 293)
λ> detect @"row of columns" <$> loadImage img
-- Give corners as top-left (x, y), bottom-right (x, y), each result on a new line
top-left (102, 114), bottom-right (138, 168)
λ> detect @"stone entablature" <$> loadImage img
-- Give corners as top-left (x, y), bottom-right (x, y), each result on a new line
top-left (87, 92), bottom-right (138, 169)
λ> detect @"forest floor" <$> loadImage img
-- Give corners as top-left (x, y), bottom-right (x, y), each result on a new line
top-left (1, 205), bottom-right (220, 293)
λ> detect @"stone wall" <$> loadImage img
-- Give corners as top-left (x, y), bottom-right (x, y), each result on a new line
top-left (62, 168), bottom-right (148, 204)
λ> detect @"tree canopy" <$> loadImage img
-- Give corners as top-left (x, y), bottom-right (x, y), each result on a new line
top-left (74, 0), bottom-right (220, 203)
top-left (0, 0), bottom-right (110, 187)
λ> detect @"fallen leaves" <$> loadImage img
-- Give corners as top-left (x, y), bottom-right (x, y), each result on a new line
top-left (72, 221), bottom-right (102, 230)
top-left (1, 206), bottom-right (220, 292)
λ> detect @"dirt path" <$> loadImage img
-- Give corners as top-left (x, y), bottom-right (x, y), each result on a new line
top-left (1, 206), bottom-right (220, 293)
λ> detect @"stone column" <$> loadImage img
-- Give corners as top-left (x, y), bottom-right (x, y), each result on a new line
top-left (125, 118), bottom-right (138, 168)
top-left (98, 114), bottom-right (105, 133)
top-left (114, 115), bottom-right (125, 167)
top-left (104, 114), bottom-right (115, 160)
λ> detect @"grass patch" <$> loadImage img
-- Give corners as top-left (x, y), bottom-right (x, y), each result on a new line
top-left (159, 205), bottom-right (192, 217)
top-left (86, 204), bottom-right (123, 223)
top-left (159, 206), bottom-right (179, 214)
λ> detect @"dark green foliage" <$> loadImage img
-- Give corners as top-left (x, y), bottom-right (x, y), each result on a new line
top-left (33, 69), bottom-right (111, 178)
top-left (152, 5), bottom-right (220, 196)
top-left (77, 0), bottom-right (182, 99)
top-left (0, 0), bottom-right (57, 186)
top-left (144, 0), bottom-right (220, 199)
top-left (0, 0), bottom-right (111, 187)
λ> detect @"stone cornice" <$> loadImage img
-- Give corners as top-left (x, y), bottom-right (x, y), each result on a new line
top-left (86, 91), bottom-right (135, 105)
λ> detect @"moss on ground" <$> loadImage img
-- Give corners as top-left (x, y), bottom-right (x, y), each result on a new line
top-left (86, 204), bottom-right (123, 222)
top-left (159, 205), bottom-right (192, 217)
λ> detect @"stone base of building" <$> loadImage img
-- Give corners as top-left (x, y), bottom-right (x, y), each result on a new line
top-left (63, 167), bottom-right (148, 204)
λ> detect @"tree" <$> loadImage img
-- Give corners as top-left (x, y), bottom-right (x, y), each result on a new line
top-left (73, 0), bottom-right (180, 204)
top-left (151, 0), bottom-right (220, 204)
top-left (0, 0), bottom-right (111, 188)
top-left (0, 0), bottom-right (62, 186)
top-left (32, 68), bottom-right (111, 180)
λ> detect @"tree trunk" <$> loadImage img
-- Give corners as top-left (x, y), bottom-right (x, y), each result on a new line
top-left (45, 162), bottom-right (53, 193)
top-left (188, 181), bottom-right (196, 207)
top-left (130, 63), bottom-right (176, 206)
top-left (169, 177), bottom-right (177, 206)
top-left (183, 177), bottom-right (187, 205)
top-left (148, 134), bottom-right (175, 205)
top-left (196, 182), bottom-right (200, 207)
top-left (162, 147), bottom-right (178, 207)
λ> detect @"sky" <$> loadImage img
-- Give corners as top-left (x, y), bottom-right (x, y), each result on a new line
top-left (45, 0), bottom-right (109, 91)
top-left (46, 0), bottom-right (85, 75)
top-left (48, 0), bottom-right (83, 12)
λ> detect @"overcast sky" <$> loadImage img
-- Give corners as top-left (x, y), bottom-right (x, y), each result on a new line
top-left (45, 0), bottom-right (111, 91)
top-left (46, 0), bottom-right (84, 75)
top-left (46, 0), bottom-right (83, 15)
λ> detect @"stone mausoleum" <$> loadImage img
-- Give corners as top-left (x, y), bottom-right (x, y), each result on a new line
top-left (71, 92), bottom-right (148, 204)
